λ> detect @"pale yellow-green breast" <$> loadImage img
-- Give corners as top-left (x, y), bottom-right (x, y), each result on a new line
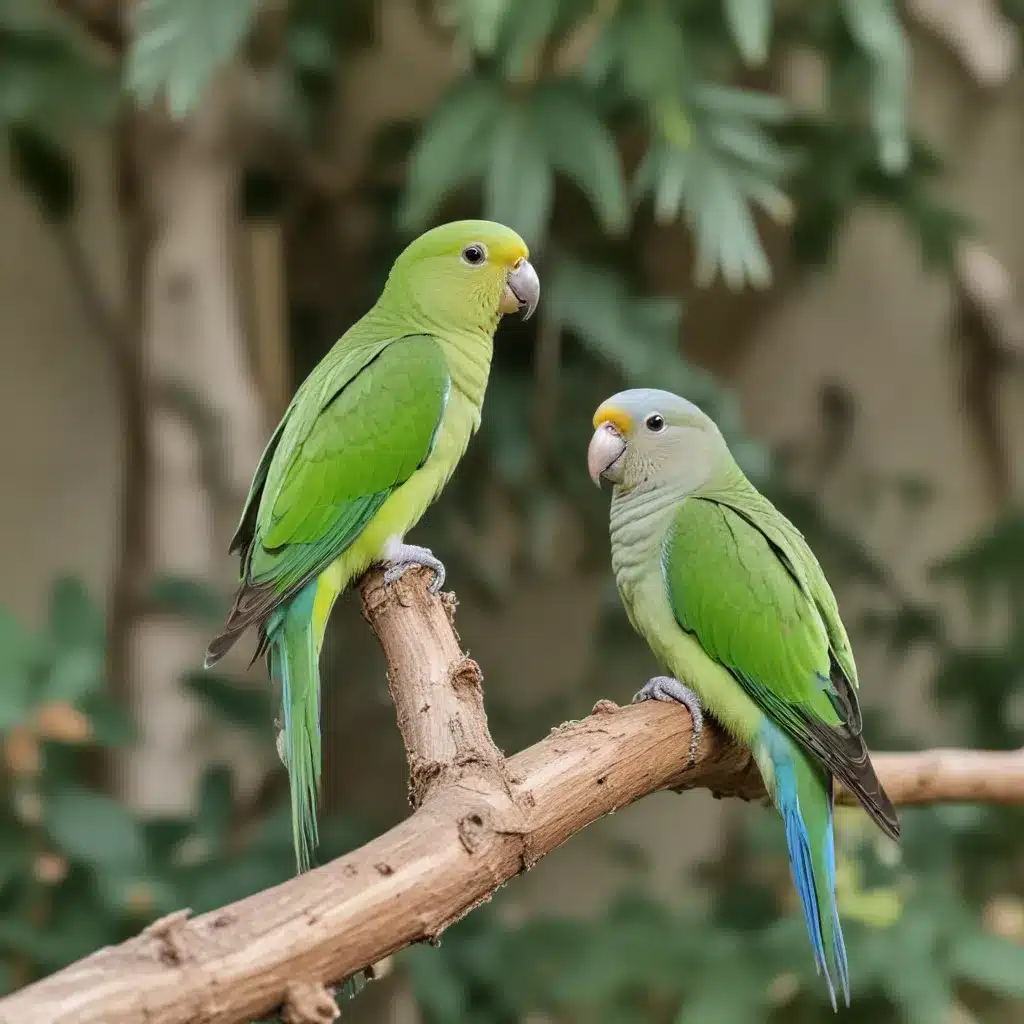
top-left (610, 486), bottom-right (763, 741)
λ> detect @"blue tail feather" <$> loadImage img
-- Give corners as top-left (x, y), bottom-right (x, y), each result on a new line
top-left (824, 792), bottom-right (850, 1003)
top-left (763, 728), bottom-right (850, 1010)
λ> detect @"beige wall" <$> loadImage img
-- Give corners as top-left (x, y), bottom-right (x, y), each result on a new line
top-left (0, 133), bottom-right (123, 621)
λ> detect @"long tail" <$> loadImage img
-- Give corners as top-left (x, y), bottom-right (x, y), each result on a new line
top-left (270, 571), bottom-right (373, 1000)
top-left (760, 729), bottom-right (849, 1010)
top-left (268, 580), bottom-right (324, 873)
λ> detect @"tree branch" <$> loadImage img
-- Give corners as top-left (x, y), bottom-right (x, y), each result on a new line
top-left (2, 570), bottom-right (1023, 1024)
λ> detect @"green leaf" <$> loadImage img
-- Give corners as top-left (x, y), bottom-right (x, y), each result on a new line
top-left (0, 607), bottom-right (37, 729)
top-left (585, 3), bottom-right (686, 105)
top-left (43, 648), bottom-right (103, 705)
top-left (83, 697), bottom-right (137, 748)
top-left (693, 84), bottom-right (790, 125)
top-left (877, 912), bottom-right (953, 1024)
top-left (44, 787), bottom-right (146, 869)
top-left (0, 0), bottom-right (66, 34)
top-left (931, 512), bottom-right (1024, 591)
top-left (148, 575), bottom-right (226, 625)
top-left (707, 120), bottom-right (790, 179)
top-left (398, 77), bottom-right (503, 230)
top-left (187, 850), bottom-right (291, 913)
top-left (48, 577), bottom-right (103, 650)
top-left (0, 21), bottom-right (117, 128)
top-left (546, 254), bottom-right (681, 383)
top-left (196, 764), bottom-right (234, 852)
top-left (184, 671), bottom-right (273, 731)
top-left (144, 817), bottom-right (193, 863)
top-left (633, 82), bottom-right (793, 290)
top-left (532, 83), bottom-right (628, 235)
top-left (497, 1), bottom-right (562, 80)
top-left (635, 141), bottom-right (772, 290)
top-left (484, 103), bottom-right (553, 245)
top-left (951, 929), bottom-right (1024, 998)
top-left (0, 912), bottom-right (113, 973)
top-left (126, 0), bottom-right (260, 117)
top-left (286, 23), bottom-right (336, 74)
top-left (452, 0), bottom-right (510, 56)
top-left (723, 0), bottom-right (772, 67)
top-left (7, 125), bottom-right (75, 221)
top-left (406, 943), bottom-right (470, 1018)
top-left (838, 0), bottom-right (909, 173)
top-left (676, 977), bottom-right (762, 1023)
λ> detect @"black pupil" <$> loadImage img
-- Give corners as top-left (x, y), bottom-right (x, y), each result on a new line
top-left (464, 246), bottom-right (483, 263)
top-left (648, 415), bottom-right (664, 430)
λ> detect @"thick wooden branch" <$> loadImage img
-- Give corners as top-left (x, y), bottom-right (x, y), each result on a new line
top-left (2, 571), bottom-right (1023, 1024)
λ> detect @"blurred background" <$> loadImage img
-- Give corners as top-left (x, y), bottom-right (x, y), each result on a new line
top-left (0, 0), bottom-right (1023, 1021)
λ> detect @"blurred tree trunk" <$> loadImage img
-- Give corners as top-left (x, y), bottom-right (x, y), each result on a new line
top-left (114, 77), bottom-right (268, 813)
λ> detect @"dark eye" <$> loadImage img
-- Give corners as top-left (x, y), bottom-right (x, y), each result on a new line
top-left (645, 413), bottom-right (665, 432)
top-left (461, 244), bottom-right (486, 266)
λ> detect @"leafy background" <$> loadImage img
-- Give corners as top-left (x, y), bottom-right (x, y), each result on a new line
top-left (0, 0), bottom-right (1022, 1021)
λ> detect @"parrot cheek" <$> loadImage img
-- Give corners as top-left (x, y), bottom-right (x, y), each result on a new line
top-left (588, 425), bottom-right (627, 486)
top-left (499, 284), bottom-right (521, 315)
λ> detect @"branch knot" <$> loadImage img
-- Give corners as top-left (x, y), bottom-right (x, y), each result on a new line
top-left (281, 982), bottom-right (339, 1024)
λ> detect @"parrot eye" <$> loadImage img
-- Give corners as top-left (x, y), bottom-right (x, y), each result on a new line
top-left (645, 413), bottom-right (665, 433)
top-left (461, 244), bottom-right (487, 266)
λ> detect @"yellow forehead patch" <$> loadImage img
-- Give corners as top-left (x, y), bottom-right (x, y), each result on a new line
top-left (490, 238), bottom-right (529, 265)
top-left (593, 405), bottom-right (633, 435)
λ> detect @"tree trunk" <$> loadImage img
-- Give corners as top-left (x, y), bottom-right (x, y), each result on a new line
top-left (117, 78), bottom-right (268, 813)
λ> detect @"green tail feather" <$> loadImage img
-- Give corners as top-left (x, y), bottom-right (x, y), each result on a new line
top-left (268, 584), bottom-right (376, 1006)
top-left (269, 582), bottom-right (322, 873)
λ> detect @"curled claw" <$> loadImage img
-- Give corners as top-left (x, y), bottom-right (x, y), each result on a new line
top-left (633, 675), bottom-right (704, 767)
top-left (382, 543), bottom-right (446, 593)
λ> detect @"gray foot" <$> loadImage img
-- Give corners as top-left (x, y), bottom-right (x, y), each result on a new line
top-left (633, 676), bottom-right (704, 767)
top-left (383, 543), bottom-right (446, 593)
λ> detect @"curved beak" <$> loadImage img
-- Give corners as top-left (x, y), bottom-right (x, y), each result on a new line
top-left (588, 423), bottom-right (627, 486)
top-left (501, 258), bottom-right (540, 320)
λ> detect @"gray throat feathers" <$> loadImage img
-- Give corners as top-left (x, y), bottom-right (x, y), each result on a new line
top-left (609, 482), bottom-right (684, 596)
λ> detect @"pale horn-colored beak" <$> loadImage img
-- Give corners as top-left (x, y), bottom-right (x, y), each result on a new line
top-left (588, 423), bottom-right (626, 486)
top-left (501, 257), bottom-right (540, 319)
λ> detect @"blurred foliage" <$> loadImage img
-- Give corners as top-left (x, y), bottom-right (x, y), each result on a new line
top-left (127, 0), bottom-right (259, 117)
top-left (0, 577), bottom-right (368, 1014)
top-left (0, 1), bottom-right (1021, 1023)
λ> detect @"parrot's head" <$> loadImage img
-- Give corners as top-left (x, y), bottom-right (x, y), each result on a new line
top-left (588, 388), bottom-right (726, 494)
top-left (386, 220), bottom-right (539, 330)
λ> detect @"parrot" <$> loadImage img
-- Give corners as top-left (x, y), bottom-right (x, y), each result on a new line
top-left (205, 220), bottom-right (539, 872)
top-left (586, 388), bottom-right (899, 1009)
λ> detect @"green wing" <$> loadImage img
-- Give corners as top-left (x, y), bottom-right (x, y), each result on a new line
top-left (212, 334), bottom-right (449, 653)
top-left (709, 486), bottom-right (861, 713)
top-left (663, 494), bottom-right (897, 839)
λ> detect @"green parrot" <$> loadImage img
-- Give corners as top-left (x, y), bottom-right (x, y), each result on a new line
top-left (205, 220), bottom-right (539, 872)
top-left (587, 388), bottom-right (898, 1008)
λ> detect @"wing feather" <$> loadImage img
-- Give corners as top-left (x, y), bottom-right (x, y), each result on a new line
top-left (206, 335), bottom-right (449, 665)
top-left (663, 495), bottom-right (898, 840)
